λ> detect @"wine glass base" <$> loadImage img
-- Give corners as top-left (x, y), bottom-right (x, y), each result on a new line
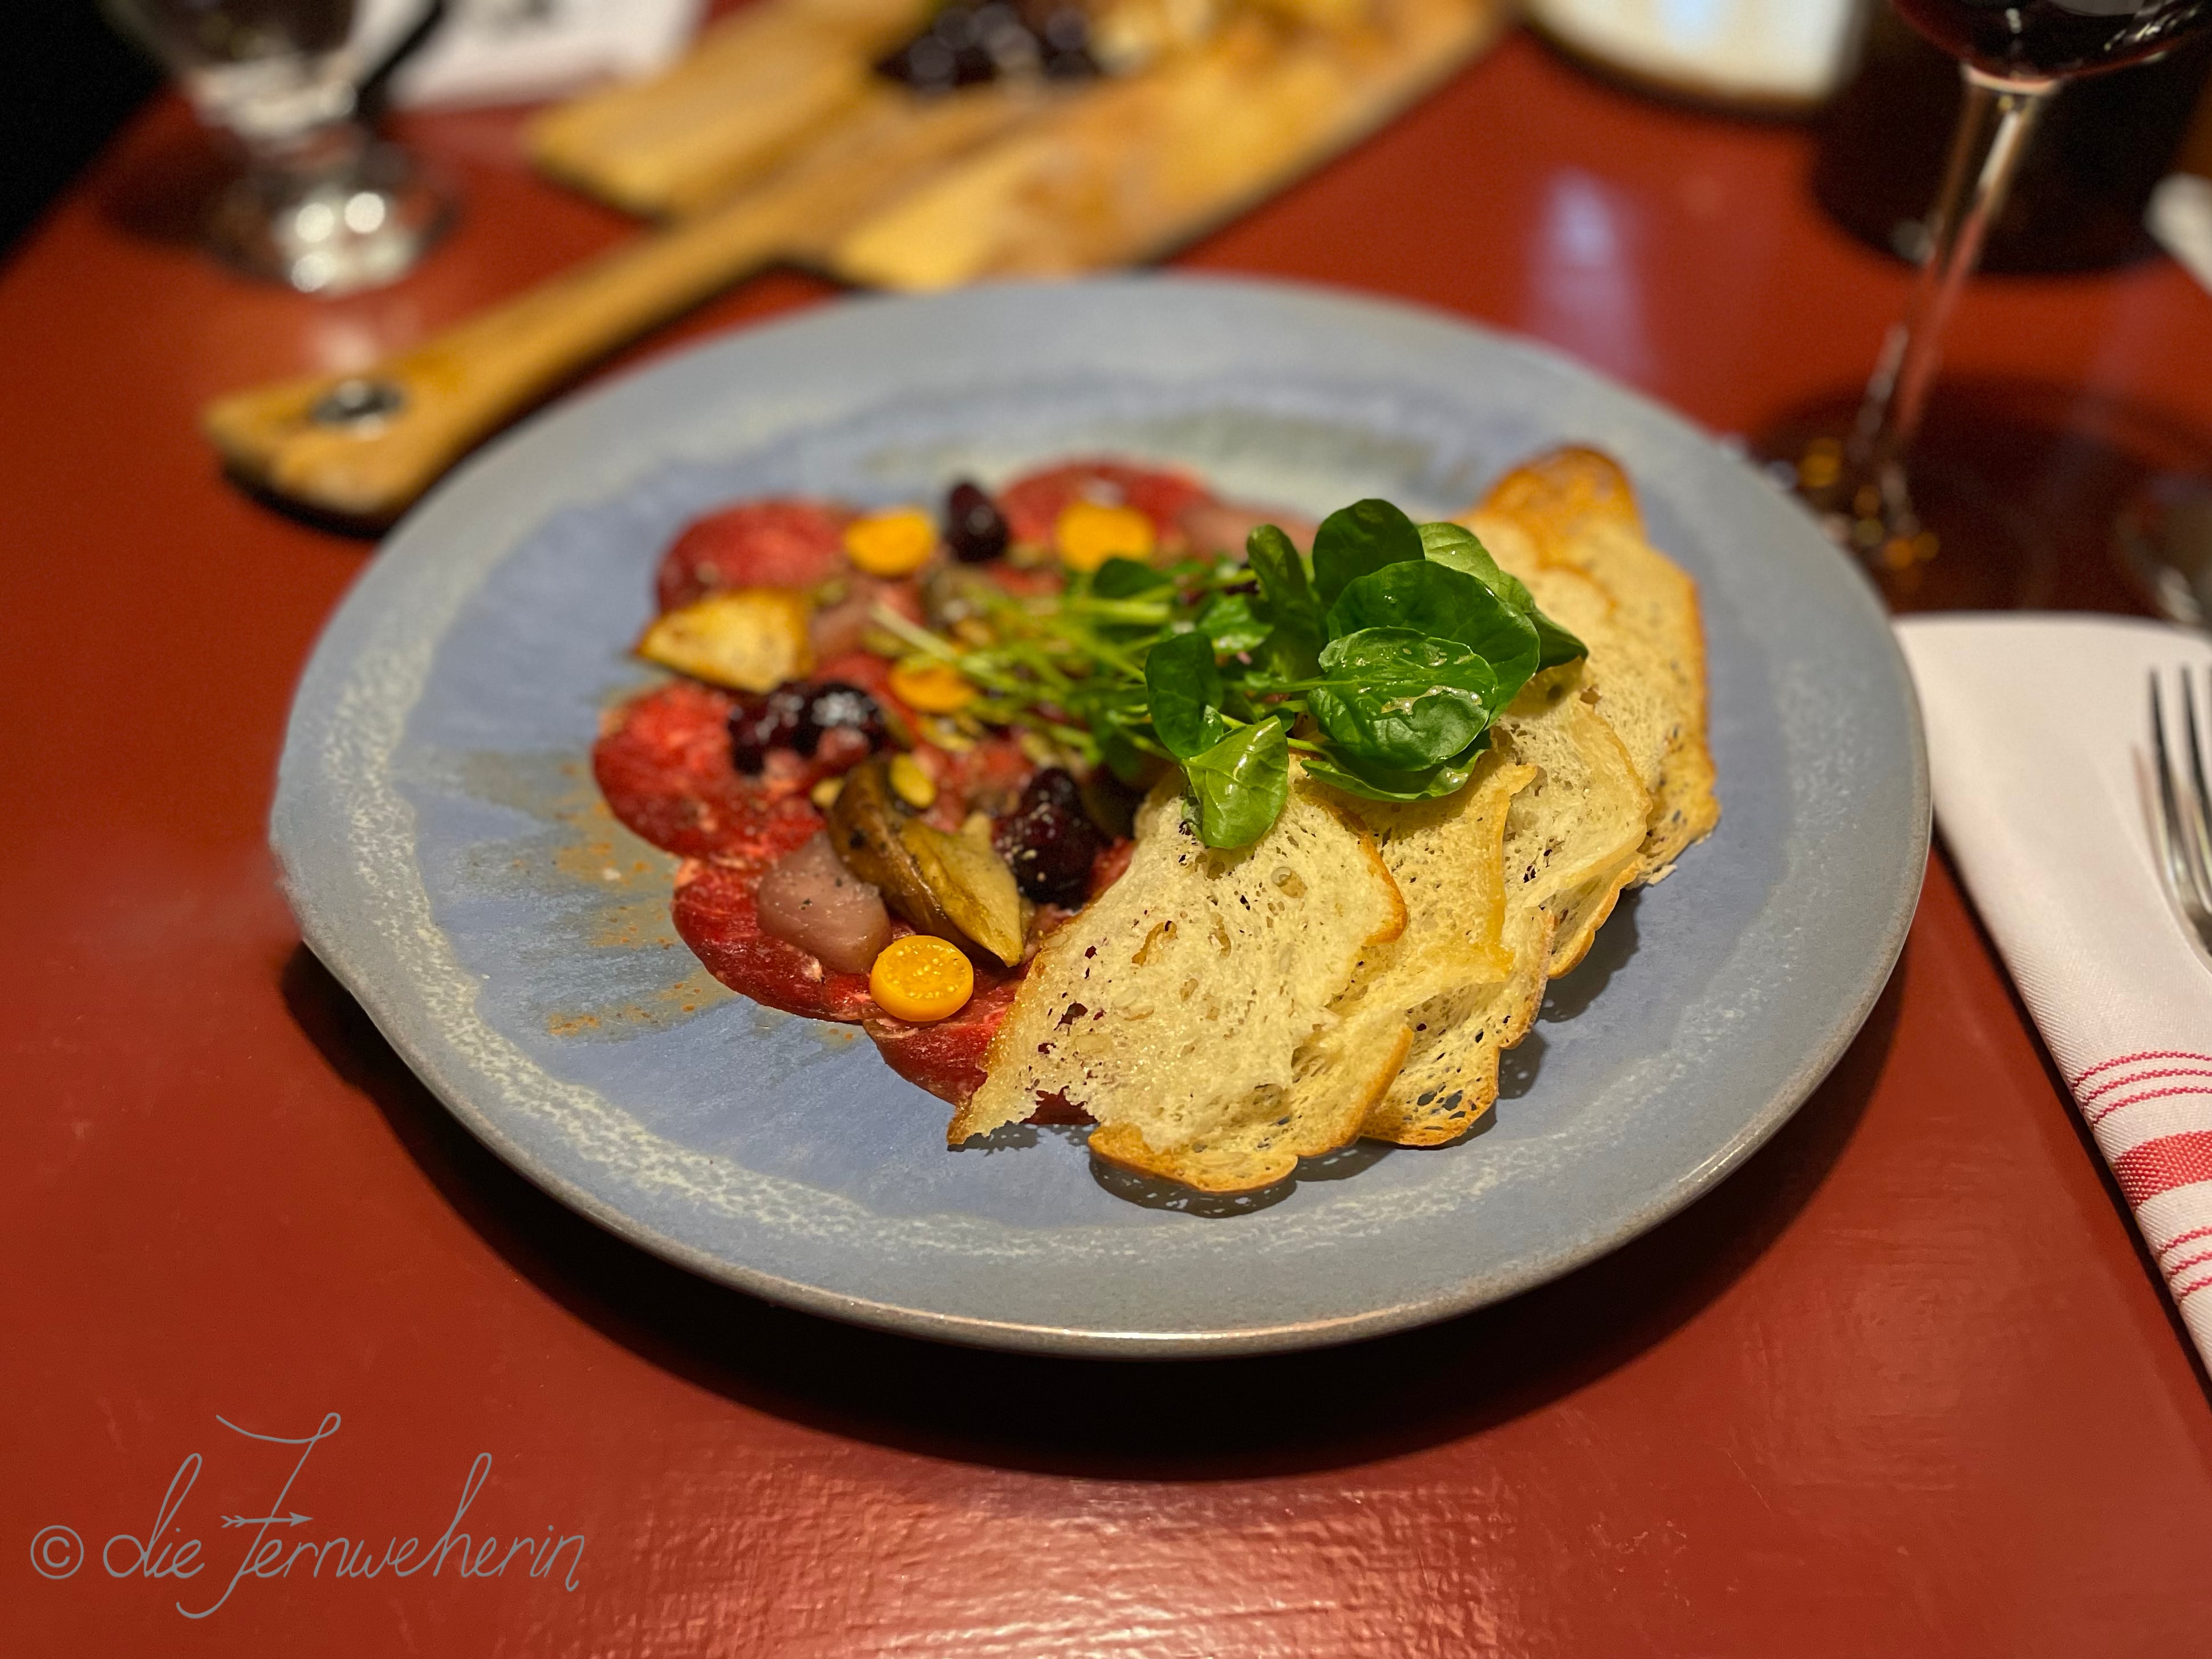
top-left (205, 136), bottom-right (451, 297)
top-left (1754, 404), bottom-right (2056, 612)
top-left (2116, 475), bottom-right (2212, 628)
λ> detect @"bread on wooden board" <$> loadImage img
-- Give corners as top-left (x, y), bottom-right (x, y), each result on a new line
top-left (951, 764), bottom-right (1405, 1189)
top-left (527, 0), bottom-right (931, 217)
top-left (830, 0), bottom-right (1509, 289)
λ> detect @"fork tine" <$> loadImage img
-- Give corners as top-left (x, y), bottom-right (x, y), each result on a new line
top-left (2152, 670), bottom-right (2209, 914)
top-left (2182, 666), bottom-right (2212, 912)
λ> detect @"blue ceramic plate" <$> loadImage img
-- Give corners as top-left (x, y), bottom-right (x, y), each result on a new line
top-left (273, 275), bottom-right (1926, 1358)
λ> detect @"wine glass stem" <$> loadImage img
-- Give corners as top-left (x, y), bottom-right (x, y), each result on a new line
top-left (1852, 67), bottom-right (2056, 482)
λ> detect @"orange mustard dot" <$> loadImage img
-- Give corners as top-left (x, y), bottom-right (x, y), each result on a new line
top-left (887, 659), bottom-right (976, 713)
top-left (1053, 502), bottom-right (1155, 572)
top-left (843, 508), bottom-right (939, 577)
top-left (869, 935), bottom-right (975, 1023)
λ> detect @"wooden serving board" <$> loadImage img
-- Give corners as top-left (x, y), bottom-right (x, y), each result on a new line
top-left (202, 0), bottom-right (1510, 522)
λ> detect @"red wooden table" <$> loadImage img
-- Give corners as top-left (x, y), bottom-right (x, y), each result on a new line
top-left (9, 29), bottom-right (2212, 1656)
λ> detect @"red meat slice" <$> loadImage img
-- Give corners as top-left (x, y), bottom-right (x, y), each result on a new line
top-left (592, 680), bottom-right (823, 863)
top-left (862, 976), bottom-right (1015, 1106)
top-left (863, 981), bottom-right (1092, 1122)
top-left (997, 460), bottom-right (1214, 550)
top-left (673, 856), bottom-right (880, 1024)
top-left (655, 498), bottom-right (851, 613)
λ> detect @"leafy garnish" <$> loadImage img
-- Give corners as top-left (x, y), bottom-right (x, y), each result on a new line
top-left (1308, 628), bottom-right (1501, 773)
top-left (1144, 627), bottom-right (1229, 759)
top-left (867, 496), bottom-right (1586, 847)
top-left (1419, 521), bottom-right (1588, 671)
top-left (1184, 718), bottom-right (1290, 847)
top-left (1327, 559), bottom-right (1539, 702)
top-left (1300, 737), bottom-right (1487, 804)
top-left (1311, 498), bottom-right (1426, 610)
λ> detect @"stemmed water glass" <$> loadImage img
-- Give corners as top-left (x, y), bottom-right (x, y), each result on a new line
top-left (100, 0), bottom-right (452, 295)
top-left (1785, 0), bottom-right (2212, 591)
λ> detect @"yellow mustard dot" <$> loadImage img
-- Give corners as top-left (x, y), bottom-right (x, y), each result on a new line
top-left (869, 934), bottom-right (975, 1023)
top-left (888, 659), bottom-right (976, 713)
top-left (843, 508), bottom-right (939, 578)
top-left (887, 751), bottom-right (937, 810)
top-left (1054, 502), bottom-right (1155, 572)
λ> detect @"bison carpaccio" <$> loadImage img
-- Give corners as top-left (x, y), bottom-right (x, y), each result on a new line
top-left (594, 461), bottom-right (1221, 1109)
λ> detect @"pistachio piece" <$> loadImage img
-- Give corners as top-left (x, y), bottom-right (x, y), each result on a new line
top-left (888, 752), bottom-right (937, 810)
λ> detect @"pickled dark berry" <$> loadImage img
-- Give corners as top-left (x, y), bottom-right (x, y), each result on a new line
top-left (728, 684), bottom-right (811, 774)
top-left (995, 767), bottom-right (1104, 906)
top-left (798, 682), bottom-right (890, 757)
top-left (945, 479), bottom-right (1010, 563)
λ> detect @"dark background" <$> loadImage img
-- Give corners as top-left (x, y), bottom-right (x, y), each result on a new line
top-left (7, 2), bottom-right (159, 258)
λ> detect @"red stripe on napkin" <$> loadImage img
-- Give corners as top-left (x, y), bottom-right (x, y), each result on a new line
top-left (2072, 1050), bottom-right (2212, 1088)
top-left (2087, 1086), bottom-right (2212, 1126)
top-left (2114, 1131), bottom-right (2212, 1205)
top-left (2159, 1224), bottom-right (2212, 1259)
top-left (2079, 1066), bottom-right (2212, 1105)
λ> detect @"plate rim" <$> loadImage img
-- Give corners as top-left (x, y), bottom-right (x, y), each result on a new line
top-left (274, 271), bottom-right (1931, 1359)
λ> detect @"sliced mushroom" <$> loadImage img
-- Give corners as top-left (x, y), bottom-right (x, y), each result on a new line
top-left (826, 758), bottom-right (1026, 967)
top-left (898, 818), bottom-right (1025, 967)
top-left (827, 758), bottom-right (945, 923)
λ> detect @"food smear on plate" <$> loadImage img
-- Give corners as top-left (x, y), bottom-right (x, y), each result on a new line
top-left (592, 450), bottom-right (1719, 1194)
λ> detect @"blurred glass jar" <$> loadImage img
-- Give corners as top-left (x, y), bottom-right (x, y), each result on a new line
top-left (102, 0), bottom-right (452, 294)
top-left (1528, 0), bottom-right (1870, 112)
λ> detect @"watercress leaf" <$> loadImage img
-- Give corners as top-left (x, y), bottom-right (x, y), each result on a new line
top-left (1253, 617), bottom-right (1323, 684)
top-left (1196, 589), bottom-right (1270, 655)
top-left (1247, 524), bottom-right (1318, 619)
top-left (1093, 555), bottom-right (1172, 599)
top-left (1419, 521), bottom-right (1588, 671)
top-left (1097, 721), bottom-right (1148, 785)
top-left (1184, 719), bottom-right (1290, 848)
top-left (1312, 498), bottom-right (1425, 611)
top-left (1144, 628), bottom-right (1228, 760)
top-left (1301, 741), bottom-right (1482, 803)
top-left (1420, 521), bottom-right (1533, 607)
top-left (1328, 559), bottom-right (1540, 696)
top-left (1308, 627), bottom-right (1501, 772)
top-left (1529, 609), bottom-right (1589, 672)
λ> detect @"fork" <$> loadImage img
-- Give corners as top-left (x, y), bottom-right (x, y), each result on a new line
top-left (2150, 666), bottom-right (2212, 955)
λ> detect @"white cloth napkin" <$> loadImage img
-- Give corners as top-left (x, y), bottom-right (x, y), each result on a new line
top-left (2148, 173), bottom-right (2212, 301)
top-left (357, 0), bottom-right (704, 110)
top-left (1897, 614), bottom-right (2212, 1369)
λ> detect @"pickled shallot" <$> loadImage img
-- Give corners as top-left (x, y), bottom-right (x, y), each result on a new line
top-left (754, 833), bottom-right (892, 974)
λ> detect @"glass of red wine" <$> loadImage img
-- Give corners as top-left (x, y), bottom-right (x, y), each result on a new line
top-left (1783, 0), bottom-right (2212, 598)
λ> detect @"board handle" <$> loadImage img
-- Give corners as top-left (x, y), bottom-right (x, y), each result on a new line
top-left (203, 87), bottom-right (1034, 525)
top-left (201, 194), bottom-right (820, 525)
